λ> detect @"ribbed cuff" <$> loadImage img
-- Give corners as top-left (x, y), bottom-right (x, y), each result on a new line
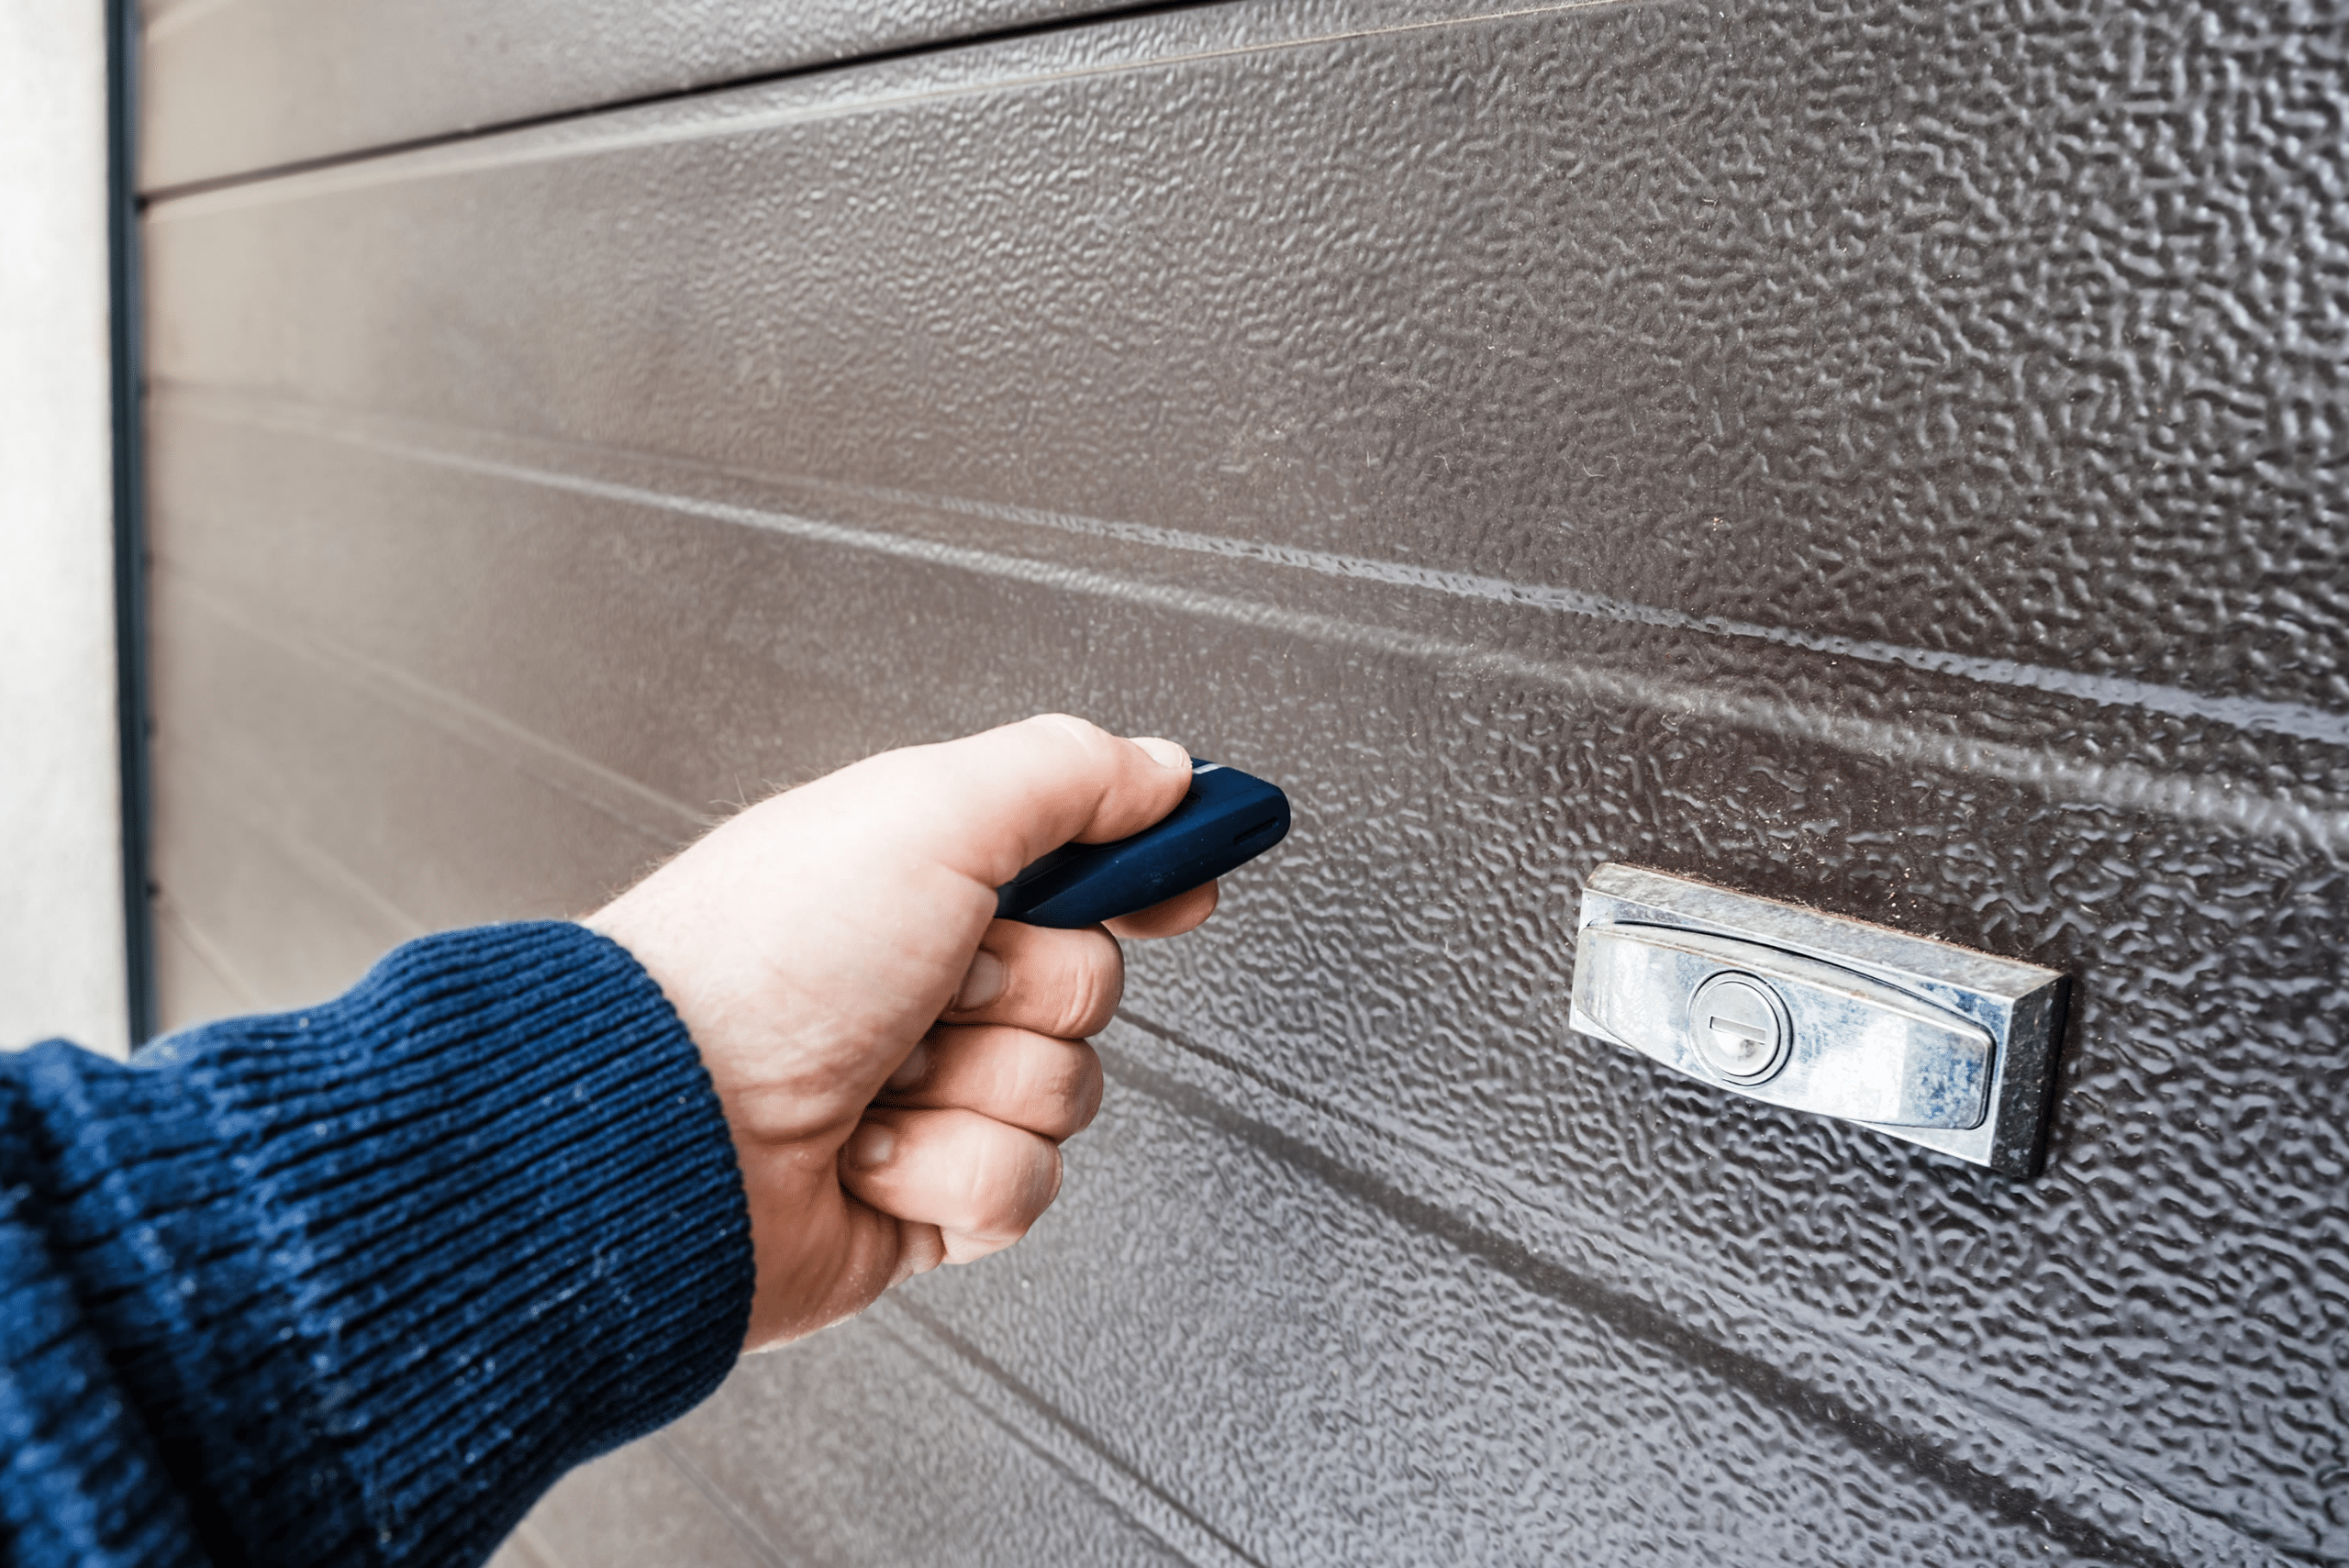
top-left (58, 922), bottom-right (752, 1566)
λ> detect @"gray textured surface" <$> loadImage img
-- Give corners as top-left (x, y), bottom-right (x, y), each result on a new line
top-left (484, 1441), bottom-right (774, 1568)
top-left (142, 0), bottom-right (2349, 1562)
top-left (138, 0), bottom-right (1145, 191)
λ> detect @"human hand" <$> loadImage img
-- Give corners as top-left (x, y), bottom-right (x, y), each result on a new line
top-left (584, 715), bottom-right (1215, 1350)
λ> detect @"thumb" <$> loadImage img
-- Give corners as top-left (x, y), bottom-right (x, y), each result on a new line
top-left (804, 715), bottom-right (1196, 893)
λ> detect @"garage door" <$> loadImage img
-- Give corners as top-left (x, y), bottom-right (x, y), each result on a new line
top-left (140, 1), bottom-right (2349, 1562)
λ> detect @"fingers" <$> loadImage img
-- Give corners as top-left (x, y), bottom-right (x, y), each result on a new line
top-left (815, 715), bottom-right (1197, 891)
top-left (1105, 878), bottom-right (1219, 940)
top-left (943, 919), bottom-right (1123, 1039)
top-left (933, 884), bottom-right (1205, 1046)
top-left (881, 1025), bottom-right (1103, 1140)
top-left (841, 1107), bottom-right (1062, 1264)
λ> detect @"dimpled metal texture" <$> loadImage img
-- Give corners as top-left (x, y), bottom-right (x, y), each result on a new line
top-left (141, 2), bottom-right (2349, 1564)
top-left (137, 0), bottom-right (1140, 191)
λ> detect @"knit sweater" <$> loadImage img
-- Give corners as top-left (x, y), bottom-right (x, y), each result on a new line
top-left (0, 922), bottom-right (755, 1568)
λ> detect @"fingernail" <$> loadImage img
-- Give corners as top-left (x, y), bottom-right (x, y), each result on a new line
top-left (885, 1042), bottom-right (930, 1091)
top-left (846, 1122), bottom-right (896, 1169)
top-left (1134, 736), bottom-right (1189, 771)
top-left (952, 951), bottom-right (1006, 1011)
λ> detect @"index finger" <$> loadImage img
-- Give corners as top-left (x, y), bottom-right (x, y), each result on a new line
top-left (801, 714), bottom-right (1196, 893)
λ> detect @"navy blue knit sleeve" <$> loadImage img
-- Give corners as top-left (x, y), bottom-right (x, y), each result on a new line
top-left (0, 921), bottom-right (755, 1568)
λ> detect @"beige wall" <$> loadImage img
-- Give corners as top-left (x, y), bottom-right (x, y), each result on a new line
top-left (0, 0), bottom-right (129, 1055)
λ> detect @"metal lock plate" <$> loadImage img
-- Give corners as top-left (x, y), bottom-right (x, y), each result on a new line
top-left (1570, 864), bottom-right (2068, 1175)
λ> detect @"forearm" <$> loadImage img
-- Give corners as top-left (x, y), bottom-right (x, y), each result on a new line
top-left (0, 922), bottom-right (751, 1568)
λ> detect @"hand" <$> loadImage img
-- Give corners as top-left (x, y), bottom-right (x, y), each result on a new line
top-left (584, 715), bottom-right (1216, 1350)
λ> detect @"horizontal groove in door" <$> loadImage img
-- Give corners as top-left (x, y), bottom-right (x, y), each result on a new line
top-left (140, 0), bottom-right (1185, 193)
top-left (141, 1), bottom-right (2349, 735)
top-left (657, 1309), bottom-right (1207, 1565)
top-left (148, 770), bottom-right (418, 1022)
top-left (154, 388), bottom-right (2349, 850)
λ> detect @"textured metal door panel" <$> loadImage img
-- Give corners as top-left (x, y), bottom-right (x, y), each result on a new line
top-left (145, 1), bottom-right (2349, 1563)
top-left (137, 0), bottom-right (1151, 192)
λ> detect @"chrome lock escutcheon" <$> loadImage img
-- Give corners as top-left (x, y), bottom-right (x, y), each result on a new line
top-left (1570, 864), bottom-right (2067, 1175)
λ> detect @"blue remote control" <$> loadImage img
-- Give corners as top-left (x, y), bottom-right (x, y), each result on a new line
top-left (994, 760), bottom-right (1291, 929)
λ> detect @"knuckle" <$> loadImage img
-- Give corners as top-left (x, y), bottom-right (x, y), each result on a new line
top-left (965, 1129), bottom-right (1058, 1239)
top-left (1051, 931), bottom-right (1124, 1037)
top-left (1027, 713), bottom-right (1104, 755)
top-left (1067, 1051), bottom-right (1105, 1135)
top-left (1028, 1042), bottom-right (1101, 1139)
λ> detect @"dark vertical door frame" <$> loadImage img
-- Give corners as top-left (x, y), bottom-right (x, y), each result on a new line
top-left (106, 0), bottom-right (155, 1045)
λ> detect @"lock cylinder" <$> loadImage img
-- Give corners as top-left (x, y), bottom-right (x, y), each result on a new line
top-left (1687, 973), bottom-right (1790, 1083)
